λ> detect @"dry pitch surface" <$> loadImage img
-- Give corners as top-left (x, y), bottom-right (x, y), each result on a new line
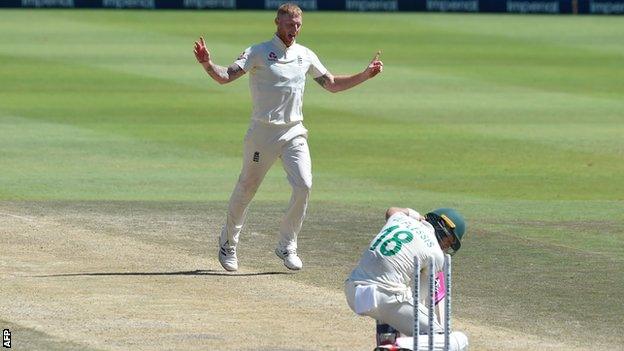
top-left (0, 201), bottom-right (597, 351)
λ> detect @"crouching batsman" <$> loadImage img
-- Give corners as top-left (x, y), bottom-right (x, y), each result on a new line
top-left (345, 207), bottom-right (469, 351)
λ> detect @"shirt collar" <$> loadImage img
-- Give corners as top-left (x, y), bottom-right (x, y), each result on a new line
top-left (272, 34), bottom-right (295, 50)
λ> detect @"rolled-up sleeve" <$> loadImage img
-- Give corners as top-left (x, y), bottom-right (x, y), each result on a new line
top-left (234, 46), bottom-right (255, 72)
top-left (306, 49), bottom-right (328, 78)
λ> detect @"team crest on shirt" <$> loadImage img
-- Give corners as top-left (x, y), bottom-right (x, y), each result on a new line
top-left (268, 51), bottom-right (278, 61)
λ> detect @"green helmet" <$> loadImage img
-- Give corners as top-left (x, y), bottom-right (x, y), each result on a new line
top-left (426, 208), bottom-right (466, 255)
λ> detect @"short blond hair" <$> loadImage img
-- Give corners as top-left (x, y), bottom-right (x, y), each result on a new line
top-left (277, 3), bottom-right (303, 17)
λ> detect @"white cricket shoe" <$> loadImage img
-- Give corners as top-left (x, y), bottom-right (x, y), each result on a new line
top-left (275, 247), bottom-right (303, 270)
top-left (219, 244), bottom-right (238, 272)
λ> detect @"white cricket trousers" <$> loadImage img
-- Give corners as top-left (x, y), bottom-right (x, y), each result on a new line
top-left (344, 281), bottom-right (469, 351)
top-left (220, 120), bottom-right (312, 251)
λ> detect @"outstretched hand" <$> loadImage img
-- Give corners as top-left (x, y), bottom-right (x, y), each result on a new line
top-left (365, 51), bottom-right (384, 78)
top-left (194, 36), bottom-right (211, 64)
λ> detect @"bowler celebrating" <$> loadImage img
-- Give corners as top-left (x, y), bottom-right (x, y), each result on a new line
top-left (194, 3), bottom-right (383, 271)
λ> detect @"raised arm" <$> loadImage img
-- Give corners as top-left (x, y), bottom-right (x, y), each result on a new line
top-left (314, 51), bottom-right (383, 93)
top-left (194, 36), bottom-right (246, 85)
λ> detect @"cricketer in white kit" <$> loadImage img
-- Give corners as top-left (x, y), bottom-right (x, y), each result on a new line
top-left (345, 207), bottom-right (469, 351)
top-left (193, 3), bottom-right (384, 271)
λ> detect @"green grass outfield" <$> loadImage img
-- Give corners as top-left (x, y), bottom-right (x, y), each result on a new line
top-left (1, 9), bottom-right (623, 349)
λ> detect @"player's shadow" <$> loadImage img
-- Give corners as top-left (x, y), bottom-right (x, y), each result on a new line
top-left (33, 269), bottom-right (292, 278)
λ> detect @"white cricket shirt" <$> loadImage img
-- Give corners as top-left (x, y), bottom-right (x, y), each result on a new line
top-left (234, 35), bottom-right (328, 125)
top-left (348, 212), bottom-right (446, 295)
